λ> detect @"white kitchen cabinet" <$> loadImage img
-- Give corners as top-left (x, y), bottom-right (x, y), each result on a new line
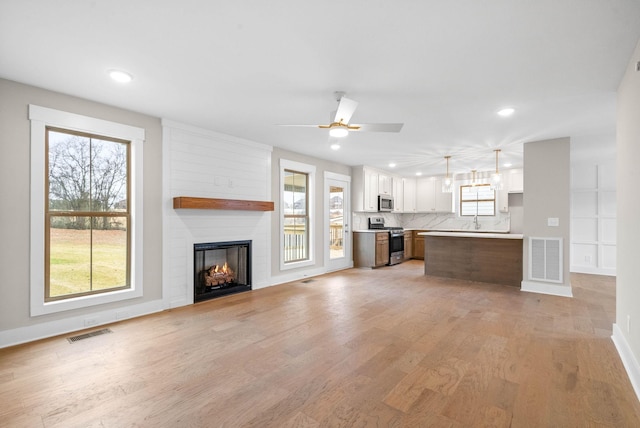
top-left (498, 169), bottom-right (523, 212)
top-left (352, 166), bottom-right (385, 212)
top-left (392, 176), bottom-right (404, 212)
top-left (416, 178), bottom-right (437, 211)
top-left (416, 177), bottom-right (453, 213)
top-left (365, 168), bottom-right (379, 211)
top-left (402, 178), bottom-right (416, 212)
top-left (508, 169), bottom-right (523, 193)
top-left (378, 173), bottom-right (392, 196)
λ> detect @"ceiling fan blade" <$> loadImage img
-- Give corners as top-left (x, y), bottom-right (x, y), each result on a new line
top-left (334, 96), bottom-right (358, 124)
top-left (278, 124), bottom-right (325, 128)
top-left (350, 123), bottom-right (404, 132)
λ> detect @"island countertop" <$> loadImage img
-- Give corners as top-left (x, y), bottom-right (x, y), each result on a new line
top-left (418, 231), bottom-right (523, 239)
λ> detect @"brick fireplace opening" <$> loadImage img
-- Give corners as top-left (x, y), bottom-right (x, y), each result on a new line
top-left (193, 240), bottom-right (252, 303)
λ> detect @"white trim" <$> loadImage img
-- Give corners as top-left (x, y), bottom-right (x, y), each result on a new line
top-left (570, 265), bottom-right (616, 276)
top-left (0, 299), bottom-right (164, 349)
top-left (612, 323), bottom-right (640, 403)
top-left (520, 280), bottom-right (573, 297)
top-left (280, 159), bottom-right (316, 270)
top-left (268, 266), bottom-right (329, 286)
top-left (29, 105), bottom-right (145, 316)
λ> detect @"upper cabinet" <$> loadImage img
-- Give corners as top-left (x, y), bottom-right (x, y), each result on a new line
top-left (415, 177), bottom-right (453, 213)
top-left (378, 173), bottom-right (392, 196)
top-left (352, 166), bottom-right (393, 212)
top-left (402, 178), bottom-right (416, 212)
top-left (498, 169), bottom-right (524, 212)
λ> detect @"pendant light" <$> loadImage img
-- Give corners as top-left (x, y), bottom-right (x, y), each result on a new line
top-left (442, 155), bottom-right (453, 193)
top-left (490, 149), bottom-right (503, 190)
top-left (470, 169), bottom-right (479, 192)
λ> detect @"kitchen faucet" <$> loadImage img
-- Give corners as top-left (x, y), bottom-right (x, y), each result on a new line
top-left (474, 215), bottom-right (481, 230)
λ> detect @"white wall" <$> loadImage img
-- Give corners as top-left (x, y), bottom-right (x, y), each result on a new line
top-left (162, 120), bottom-right (273, 309)
top-left (613, 38), bottom-right (640, 400)
top-left (570, 148), bottom-right (616, 275)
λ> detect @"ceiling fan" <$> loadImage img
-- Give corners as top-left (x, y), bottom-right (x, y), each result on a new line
top-left (280, 92), bottom-right (404, 138)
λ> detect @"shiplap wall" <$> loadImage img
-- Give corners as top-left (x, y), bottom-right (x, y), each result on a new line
top-left (162, 120), bottom-right (273, 308)
top-left (570, 162), bottom-right (616, 275)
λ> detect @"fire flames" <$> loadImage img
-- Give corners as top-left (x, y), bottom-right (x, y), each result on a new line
top-left (204, 262), bottom-right (235, 286)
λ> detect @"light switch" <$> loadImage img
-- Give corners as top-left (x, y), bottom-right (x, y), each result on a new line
top-left (548, 217), bottom-right (559, 227)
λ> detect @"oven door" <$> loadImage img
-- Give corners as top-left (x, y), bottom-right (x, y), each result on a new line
top-left (388, 232), bottom-right (405, 265)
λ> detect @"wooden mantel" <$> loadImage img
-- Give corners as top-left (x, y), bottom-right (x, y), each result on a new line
top-left (173, 197), bottom-right (274, 211)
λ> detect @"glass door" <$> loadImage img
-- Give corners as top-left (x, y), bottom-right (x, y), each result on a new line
top-left (325, 172), bottom-right (351, 271)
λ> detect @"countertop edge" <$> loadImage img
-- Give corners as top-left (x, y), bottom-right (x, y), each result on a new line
top-left (419, 232), bottom-right (524, 239)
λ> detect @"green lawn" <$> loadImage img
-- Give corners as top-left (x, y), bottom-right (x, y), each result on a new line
top-left (49, 228), bottom-right (128, 297)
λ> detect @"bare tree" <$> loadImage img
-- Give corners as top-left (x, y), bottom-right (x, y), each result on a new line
top-left (48, 132), bottom-right (127, 229)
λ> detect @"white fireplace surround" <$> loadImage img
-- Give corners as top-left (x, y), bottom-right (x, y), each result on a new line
top-left (162, 120), bottom-right (273, 308)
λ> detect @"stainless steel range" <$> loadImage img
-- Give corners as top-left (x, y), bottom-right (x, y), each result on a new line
top-left (368, 217), bottom-right (404, 265)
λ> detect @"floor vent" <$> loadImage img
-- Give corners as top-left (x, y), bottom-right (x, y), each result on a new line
top-left (67, 328), bottom-right (112, 343)
top-left (529, 237), bottom-right (563, 283)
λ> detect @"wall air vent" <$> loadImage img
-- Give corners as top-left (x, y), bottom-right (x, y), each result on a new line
top-left (529, 237), bottom-right (563, 283)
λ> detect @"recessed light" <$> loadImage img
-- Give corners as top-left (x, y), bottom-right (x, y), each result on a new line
top-left (416, 172), bottom-right (422, 176)
top-left (497, 107), bottom-right (515, 117)
top-left (109, 69), bottom-right (133, 83)
top-left (503, 162), bottom-right (513, 168)
top-left (389, 163), bottom-right (396, 168)
top-left (330, 143), bottom-right (340, 150)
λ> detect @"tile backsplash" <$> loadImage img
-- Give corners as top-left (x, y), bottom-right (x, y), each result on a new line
top-left (352, 211), bottom-right (510, 232)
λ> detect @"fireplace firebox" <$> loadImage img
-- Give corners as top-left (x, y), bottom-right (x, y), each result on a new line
top-left (193, 240), bottom-right (251, 302)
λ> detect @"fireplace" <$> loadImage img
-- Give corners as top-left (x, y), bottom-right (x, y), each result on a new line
top-left (193, 240), bottom-right (252, 302)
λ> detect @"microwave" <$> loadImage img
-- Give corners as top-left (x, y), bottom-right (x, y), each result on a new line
top-left (378, 195), bottom-right (394, 212)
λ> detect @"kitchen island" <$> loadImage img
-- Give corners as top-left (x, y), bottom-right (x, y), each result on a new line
top-left (419, 232), bottom-right (524, 287)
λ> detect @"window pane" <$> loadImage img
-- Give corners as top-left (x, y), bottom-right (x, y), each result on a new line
top-left (330, 187), bottom-right (344, 259)
top-left (476, 201), bottom-right (495, 216)
top-left (49, 217), bottom-right (91, 298)
top-left (284, 217), bottom-right (307, 262)
top-left (92, 217), bottom-right (128, 290)
top-left (48, 131), bottom-right (91, 211)
top-left (283, 171), bottom-right (296, 215)
top-left (91, 138), bottom-right (128, 212)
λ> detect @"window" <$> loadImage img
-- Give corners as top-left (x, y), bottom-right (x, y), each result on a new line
top-left (46, 128), bottom-right (130, 301)
top-left (460, 184), bottom-right (495, 216)
top-left (280, 159), bottom-right (315, 269)
top-left (30, 105), bottom-right (144, 316)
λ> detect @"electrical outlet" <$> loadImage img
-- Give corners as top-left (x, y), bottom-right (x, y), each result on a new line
top-left (584, 255), bottom-right (591, 263)
top-left (84, 318), bottom-right (98, 327)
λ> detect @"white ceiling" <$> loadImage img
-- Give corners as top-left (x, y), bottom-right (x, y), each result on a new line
top-left (2, 1), bottom-right (639, 177)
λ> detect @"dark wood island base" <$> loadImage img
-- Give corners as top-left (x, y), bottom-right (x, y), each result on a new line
top-left (423, 233), bottom-right (523, 287)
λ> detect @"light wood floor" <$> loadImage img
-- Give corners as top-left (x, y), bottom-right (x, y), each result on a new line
top-left (1, 261), bottom-right (639, 427)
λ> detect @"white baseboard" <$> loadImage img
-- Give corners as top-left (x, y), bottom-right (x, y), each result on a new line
top-left (264, 266), bottom-right (342, 288)
top-left (570, 265), bottom-right (616, 276)
top-left (521, 280), bottom-right (573, 297)
top-left (612, 323), bottom-right (640, 403)
top-left (0, 299), bottom-right (164, 349)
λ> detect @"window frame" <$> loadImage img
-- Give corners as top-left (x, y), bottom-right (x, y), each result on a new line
top-left (45, 127), bottom-right (132, 301)
top-left (29, 105), bottom-right (144, 316)
top-left (459, 184), bottom-right (496, 216)
top-left (280, 159), bottom-right (315, 270)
